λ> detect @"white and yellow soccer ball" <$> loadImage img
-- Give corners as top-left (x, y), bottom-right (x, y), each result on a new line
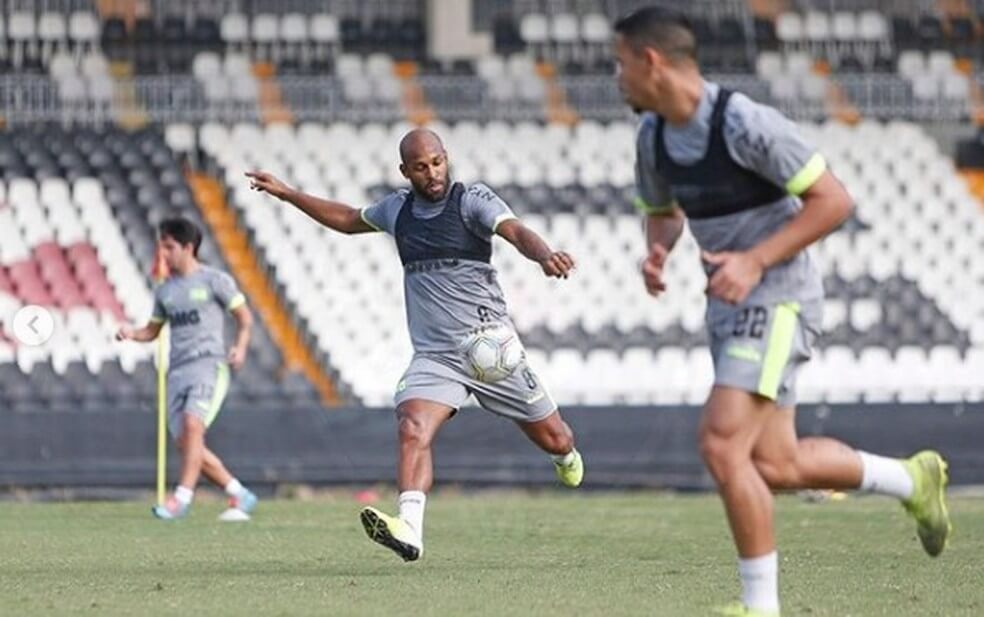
top-left (461, 323), bottom-right (525, 383)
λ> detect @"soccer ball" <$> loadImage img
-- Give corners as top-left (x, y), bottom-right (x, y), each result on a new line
top-left (461, 324), bottom-right (524, 383)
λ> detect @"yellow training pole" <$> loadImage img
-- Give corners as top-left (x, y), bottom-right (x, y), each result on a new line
top-left (152, 245), bottom-right (170, 506)
top-left (156, 325), bottom-right (167, 506)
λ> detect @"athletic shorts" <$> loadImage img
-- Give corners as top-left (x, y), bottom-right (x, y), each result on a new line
top-left (394, 352), bottom-right (557, 423)
top-left (707, 299), bottom-right (821, 408)
top-left (166, 358), bottom-right (231, 437)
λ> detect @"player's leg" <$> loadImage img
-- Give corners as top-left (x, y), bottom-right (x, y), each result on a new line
top-left (201, 447), bottom-right (258, 515)
top-left (396, 398), bottom-right (456, 493)
top-left (361, 355), bottom-right (468, 561)
top-left (515, 410), bottom-right (583, 487)
top-left (699, 387), bottom-right (779, 616)
top-left (152, 377), bottom-right (195, 519)
top-left (515, 409), bottom-right (573, 455)
top-left (177, 413), bottom-right (207, 490)
top-left (200, 447), bottom-right (233, 488)
top-left (703, 301), bottom-right (808, 615)
top-left (195, 361), bottom-right (257, 515)
top-left (152, 411), bottom-right (203, 520)
top-left (752, 408), bottom-right (951, 556)
top-left (154, 361), bottom-right (257, 519)
top-left (471, 359), bottom-right (584, 487)
top-left (361, 398), bottom-right (454, 562)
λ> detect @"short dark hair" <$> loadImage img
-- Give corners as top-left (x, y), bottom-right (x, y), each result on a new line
top-left (613, 7), bottom-right (697, 63)
top-left (159, 217), bottom-right (202, 257)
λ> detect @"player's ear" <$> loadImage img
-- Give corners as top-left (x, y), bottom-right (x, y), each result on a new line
top-left (399, 163), bottom-right (409, 179)
top-left (643, 46), bottom-right (663, 70)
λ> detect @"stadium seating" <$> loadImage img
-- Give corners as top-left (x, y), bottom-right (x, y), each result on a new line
top-left (3, 1), bottom-right (977, 127)
top-left (0, 126), bottom-right (318, 413)
top-left (196, 118), bottom-right (984, 406)
top-left (0, 1), bottom-right (981, 411)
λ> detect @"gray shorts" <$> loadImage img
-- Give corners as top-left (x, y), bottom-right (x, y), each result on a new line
top-left (707, 299), bottom-right (821, 407)
top-left (394, 352), bottom-right (557, 423)
top-left (166, 358), bottom-right (231, 437)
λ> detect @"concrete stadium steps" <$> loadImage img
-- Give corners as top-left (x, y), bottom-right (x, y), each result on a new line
top-left (188, 170), bottom-right (342, 406)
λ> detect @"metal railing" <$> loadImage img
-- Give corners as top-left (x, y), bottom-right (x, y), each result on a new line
top-left (418, 74), bottom-right (546, 122)
top-left (838, 74), bottom-right (972, 122)
top-left (0, 0), bottom-right (94, 12)
top-left (149, 0), bottom-right (423, 20)
top-left (0, 73), bottom-right (976, 126)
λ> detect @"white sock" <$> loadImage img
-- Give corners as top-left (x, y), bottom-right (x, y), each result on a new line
top-left (858, 451), bottom-right (914, 500)
top-left (398, 491), bottom-right (426, 542)
top-left (551, 449), bottom-right (576, 466)
top-left (738, 551), bottom-right (779, 613)
top-left (174, 485), bottom-right (194, 505)
top-left (224, 478), bottom-right (243, 496)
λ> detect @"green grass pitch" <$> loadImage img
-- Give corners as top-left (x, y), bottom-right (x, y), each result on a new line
top-left (1, 492), bottom-right (981, 616)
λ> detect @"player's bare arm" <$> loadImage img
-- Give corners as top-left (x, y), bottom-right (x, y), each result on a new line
top-left (641, 207), bottom-right (685, 297)
top-left (245, 170), bottom-right (375, 234)
top-left (227, 304), bottom-right (253, 370)
top-left (115, 320), bottom-right (164, 343)
top-left (703, 170), bottom-right (852, 304)
top-left (495, 218), bottom-right (575, 279)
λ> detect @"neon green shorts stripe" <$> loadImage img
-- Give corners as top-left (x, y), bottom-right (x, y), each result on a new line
top-left (204, 362), bottom-right (230, 427)
top-left (757, 302), bottom-right (800, 400)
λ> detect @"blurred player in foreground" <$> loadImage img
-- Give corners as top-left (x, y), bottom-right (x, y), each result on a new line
top-left (247, 128), bottom-right (584, 562)
top-left (615, 8), bottom-right (951, 616)
top-left (117, 217), bottom-right (259, 521)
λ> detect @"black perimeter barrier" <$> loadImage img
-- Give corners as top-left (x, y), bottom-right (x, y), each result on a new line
top-left (2, 404), bottom-right (983, 490)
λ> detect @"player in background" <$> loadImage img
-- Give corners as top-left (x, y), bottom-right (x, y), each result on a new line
top-left (246, 128), bottom-right (584, 562)
top-left (613, 8), bottom-right (951, 616)
top-left (116, 217), bottom-right (259, 520)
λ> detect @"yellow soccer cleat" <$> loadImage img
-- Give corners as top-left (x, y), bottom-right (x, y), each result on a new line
top-left (713, 602), bottom-right (779, 617)
top-left (902, 450), bottom-right (952, 557)
top-left (554, 449), bottom-right (584, 488)
top-left (359, 506), bottom-right (423, 562)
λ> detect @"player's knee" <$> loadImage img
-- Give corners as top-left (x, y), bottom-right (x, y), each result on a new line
top-left (698, 431), bottom-right (742, 482)
top-left (397, 413), bottom-right (431, 449)
top-left (179, 415), bottom-right (205, 444)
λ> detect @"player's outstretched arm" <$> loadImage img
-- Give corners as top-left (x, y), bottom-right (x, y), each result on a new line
top-left (245, 171), bottom-right (375, 234)
top-left (115, 320), bottom-right (164, 343)
top-left (640, 207), bottom-right (685, 297)
top-left (496, 219), bottom-right (574, 279)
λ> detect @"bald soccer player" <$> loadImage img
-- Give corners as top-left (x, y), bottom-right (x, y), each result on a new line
top-left (613, 8), bottom-right (951, 616)
top-left (246, 129), bottom-right (584, 562)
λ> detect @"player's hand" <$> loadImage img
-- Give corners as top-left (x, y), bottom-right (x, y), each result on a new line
top-left (115, 326), bottom-right (133, 341)
top-left (245, 170), bottom-right (291, 200)
top-left (640, 243), bottom-right (668, 297)
top-left (702, 250), bottom-right (764, 305)
top-left (539, 251), bottom-right (575, 279)
top-left (227, 345), bottom-right (247, 370)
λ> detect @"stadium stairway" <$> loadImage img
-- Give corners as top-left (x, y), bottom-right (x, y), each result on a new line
top-left (253, 61), bottom-right (294, 125)
top-left (186, 170), bottom-right (342, 405)
top-left (964, 169), bottom-right (984, 209)
top-left (393, 61), bottom-right (435, 125)
top-left (536, 62), bottom-right (579, 125)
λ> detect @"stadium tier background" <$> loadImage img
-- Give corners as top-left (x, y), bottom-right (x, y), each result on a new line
top-left (0, 0), bottom-right (982, 489)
